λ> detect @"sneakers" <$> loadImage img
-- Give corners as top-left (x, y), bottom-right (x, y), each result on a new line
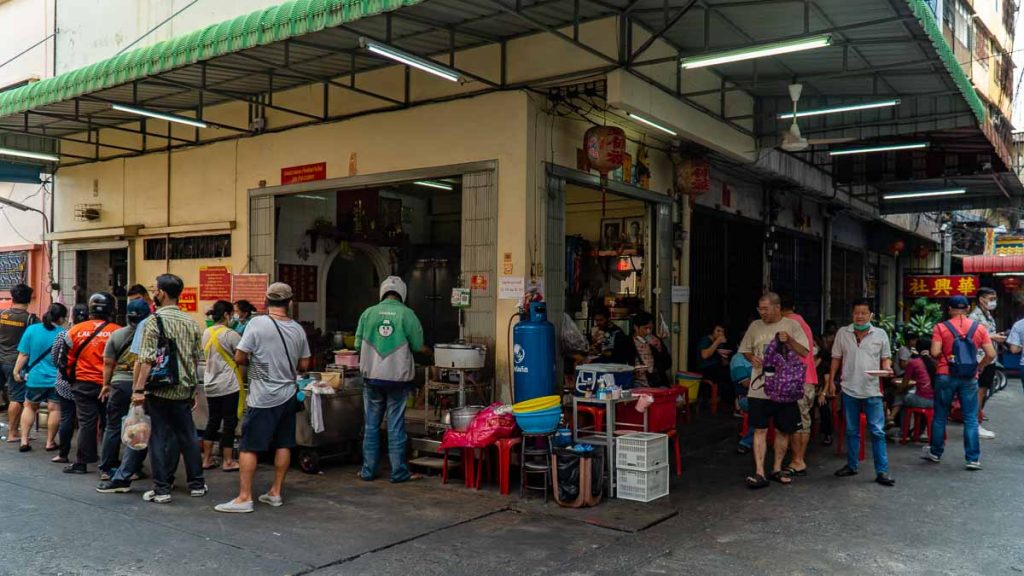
top-left (875, 473), bottom-right (896, 487)
top-left (190, 485), bottom-right (209, 498)
top-left (258, 493), bottom-right (283, 507)
top-left (966, 461), bottom-right (983, 471)
top-left (143, 490), bottom-right (172, 504)
top-left (921, 446), bottom-right (941, 463)
top-left (96, 480), bottom-right (132, 494)
top-left (978, 426), bottom-right (996, 439)
top-left (214, 499), bottom-right (254, 513)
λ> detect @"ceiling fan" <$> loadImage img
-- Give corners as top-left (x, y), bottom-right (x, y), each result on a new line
top-left (779, 84), bottom-right (857, 152)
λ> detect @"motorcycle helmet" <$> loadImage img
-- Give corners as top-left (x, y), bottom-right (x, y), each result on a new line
top-left (88, 292), bottom-right (117, 319)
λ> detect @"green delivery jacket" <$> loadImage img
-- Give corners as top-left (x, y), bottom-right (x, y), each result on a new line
top-left (355, 298), bottom-right (425, 387)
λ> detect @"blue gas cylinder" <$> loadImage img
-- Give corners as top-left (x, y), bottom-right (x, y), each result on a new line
top-left (513, 301), bottom-right (556, 403)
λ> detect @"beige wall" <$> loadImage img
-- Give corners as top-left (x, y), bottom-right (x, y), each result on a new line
top-left (55, 90), bottom-right (530, 394)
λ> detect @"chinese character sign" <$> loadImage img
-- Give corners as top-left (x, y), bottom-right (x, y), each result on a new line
top-left (904, 275), bottom-right (980, 299)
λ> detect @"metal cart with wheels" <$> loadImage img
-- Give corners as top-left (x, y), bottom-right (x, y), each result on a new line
top-left (295, 370), bottom-right (365, 474)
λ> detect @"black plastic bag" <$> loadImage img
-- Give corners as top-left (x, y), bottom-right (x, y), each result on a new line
top-left (554, 448), bottom-right (581, 502)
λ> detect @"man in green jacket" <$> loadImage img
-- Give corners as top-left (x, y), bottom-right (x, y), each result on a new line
top-left (357, 276), bottom-right (428, 483)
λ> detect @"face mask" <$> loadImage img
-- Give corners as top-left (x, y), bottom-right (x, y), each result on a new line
top-left (986, 300), bottom-right (998, 311)
top-left (229, 318), bottom-right (240, 329)
top-left (853, 322), bottom-right (872, 331)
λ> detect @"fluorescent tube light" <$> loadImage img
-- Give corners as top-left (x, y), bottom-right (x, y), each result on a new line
top-left (414, 180), bottom-right (453, 191)
top-left (881, 189), bottom-right (966, 200)
top-left (295, 195), bottom-right (327, 201)
top-left (830, 142), bottom-right (929, 156)
top-left (111, 104), bottom-right (208, 128)
top-left (778, 98), bottom-right (900, 119)
top-left (0, 147), bottom-right (59, 162)
top-left (627, 112), bottom-right (677, 136)
top-left (681, 34), bottom-right (832, 69)
top-left (360, 38), bottom-right (461, 82)
top-left (994, 272), bottom-right (1024, 276)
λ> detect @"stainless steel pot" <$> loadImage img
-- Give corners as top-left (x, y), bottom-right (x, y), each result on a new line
top-left (450, 405), bottom-right (485, 431)
top-left (434, 343), bottom-right (486, 369)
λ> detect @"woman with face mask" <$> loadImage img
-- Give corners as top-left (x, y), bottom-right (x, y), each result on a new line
top-left (231, 300), bottom-right (257, 335)
top-left (968, 287), bottom-right (1005, 439)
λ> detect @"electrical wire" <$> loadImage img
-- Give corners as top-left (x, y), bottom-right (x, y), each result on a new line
top-left (114, 0), bottom-right (203, 57)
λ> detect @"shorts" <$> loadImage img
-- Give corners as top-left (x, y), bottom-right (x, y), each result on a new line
top-left (239, 400), bottom-right (297, 452)
top-left (747, 397), bottom-right (801, 434)
top-left (1, 364), bottom-right (26, 403)
top-left (795, 384), bottom-right (816, 434)
top-left (25, 387), bottom-right (59, 404)
top-left (977, 364), bottom-right (996, 389)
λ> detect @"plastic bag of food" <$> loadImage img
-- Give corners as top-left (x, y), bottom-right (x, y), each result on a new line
top-left (121, 405), bottom-right (151, 450)
top-left (562, 314), bottom-right (589, 354)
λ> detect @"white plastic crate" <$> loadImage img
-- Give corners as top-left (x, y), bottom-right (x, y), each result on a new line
top-left (616, 432), bottom-right (669, 471)
top-left (615, 464), bottom-right (670, 502)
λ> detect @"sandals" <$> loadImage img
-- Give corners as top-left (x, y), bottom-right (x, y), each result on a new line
top-left (745, 474), bottom-right (769, 489)
top-left (736, 444), bottom-right (751, 455)
top-left (783, 466), bottom-right (808, 477)
top-left (768, 470), bottom-right (792, 485)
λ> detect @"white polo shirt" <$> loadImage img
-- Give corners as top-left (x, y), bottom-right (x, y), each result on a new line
top-left (831, 324), bottom-right (891, 399)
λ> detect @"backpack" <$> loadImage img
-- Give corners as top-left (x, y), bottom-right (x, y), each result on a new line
top-left (943, 320), bottom-right (980, 379)
top-left (752, 336), bottom-right (807, 403)
top-left (145, 314), bottom-right (181, 390)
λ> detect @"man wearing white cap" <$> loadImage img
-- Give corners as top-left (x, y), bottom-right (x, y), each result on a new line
top-left (357, 276), bottom-right (428, 483)
top-left (216, 282), bottom-right (310, 513)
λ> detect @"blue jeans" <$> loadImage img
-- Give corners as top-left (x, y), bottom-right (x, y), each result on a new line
top-left (931, 375), bottom-right (980, 463)
top-left (842, 393), bottom-right (888, 474)
top-left (360, 385), bottom-right (411, 482)
top-left (738, 396), bottom-right (754, 448)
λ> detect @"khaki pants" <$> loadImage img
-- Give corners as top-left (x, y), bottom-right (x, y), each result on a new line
top-left (795, 384), bottom-right (816, 434)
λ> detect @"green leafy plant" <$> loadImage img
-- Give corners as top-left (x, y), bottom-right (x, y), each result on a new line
top-left (872, 313), bottom-right (903, 354)
top-left (906, 297), bottom-right (942, 339)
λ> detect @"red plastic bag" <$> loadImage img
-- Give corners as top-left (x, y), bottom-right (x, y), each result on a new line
top-left (466, 403), bottom-right (516, 446)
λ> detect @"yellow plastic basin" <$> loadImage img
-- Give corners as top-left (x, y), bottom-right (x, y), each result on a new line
top-left (512, 395), bottom-right (561, 413)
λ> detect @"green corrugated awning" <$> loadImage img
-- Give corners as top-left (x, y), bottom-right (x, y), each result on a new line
top-left (0, 0), bottom-right (421, 118)
top-left (906, 0), bottom-right (986, 123)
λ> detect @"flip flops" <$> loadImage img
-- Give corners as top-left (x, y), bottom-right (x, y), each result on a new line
top-left (768, 470), bottom-right (792, 484)
top-left (745, 474), bottom-right (769, 489)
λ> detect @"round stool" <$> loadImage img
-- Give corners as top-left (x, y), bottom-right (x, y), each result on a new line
top-left (520, 433), bottom-right (554, 502)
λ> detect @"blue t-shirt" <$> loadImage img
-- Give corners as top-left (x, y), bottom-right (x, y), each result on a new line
top-left (130, 316), bottom-right (151, 354)
top-left (17, 323), bottom-right (64, 389)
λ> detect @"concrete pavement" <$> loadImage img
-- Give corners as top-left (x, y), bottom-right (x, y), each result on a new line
top-left (1, 384), bottom-right (1022, 575)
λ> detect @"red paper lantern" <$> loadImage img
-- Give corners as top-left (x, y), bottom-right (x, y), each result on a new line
top-left (1002, 277), bottom-right (1020, 292)
top-left (891, 240), bottom-right (906, 255)
top-left (584, 126), bottom-right (626, 176)
top-left (914, 245), bottom-right (929, 259)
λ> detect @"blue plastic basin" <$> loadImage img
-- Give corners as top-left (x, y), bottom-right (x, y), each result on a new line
top-left (514, 406), bottom-right (561, 434)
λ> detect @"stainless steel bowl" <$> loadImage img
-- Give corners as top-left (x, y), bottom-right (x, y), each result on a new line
top-left (450, 405), bottom-right (485, 431)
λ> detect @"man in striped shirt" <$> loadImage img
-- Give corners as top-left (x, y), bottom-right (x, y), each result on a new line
top-left (131, 274), bottom-right (205, 504)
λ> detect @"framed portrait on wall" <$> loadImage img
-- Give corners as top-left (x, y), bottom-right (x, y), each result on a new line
top-left (601, 218), bottom-right (623, 250)
top-left (623, 217), bottom-right (644, 247)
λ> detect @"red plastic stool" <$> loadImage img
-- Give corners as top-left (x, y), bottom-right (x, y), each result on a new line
top-left (577, 405), bottom-right (606, 432)
top-left (665, 428), bottom-right (682, 476)
top-left (700, 379), bottom-right (719, 416)
top-left (493, 437), bottom-right (521, 495)
top-left (442, 448), bottom-right (479, 488)
top-left (739, 413), bottom-right (775, 445)
top-left (900, 407), bottom-right (936, 444)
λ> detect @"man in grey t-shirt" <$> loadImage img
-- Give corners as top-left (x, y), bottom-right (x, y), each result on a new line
top-left (97, 299), bottom-right (150, 478)
top-left (216, 283), bottom-right (310, 514)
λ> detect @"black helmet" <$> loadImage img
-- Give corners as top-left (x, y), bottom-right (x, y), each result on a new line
top-left (71, 304), bottom-right (89, 324)
top-left (88, 292), bottom-right (117, 319)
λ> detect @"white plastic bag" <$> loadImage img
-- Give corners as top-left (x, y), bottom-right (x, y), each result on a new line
top-left (121, 405), bottom-right (151, 450)
top-left (562, 313), bottom-right (589, 354)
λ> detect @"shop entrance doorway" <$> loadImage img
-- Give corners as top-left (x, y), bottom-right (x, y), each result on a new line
top-left (58, 243), bottom-right (131, 324)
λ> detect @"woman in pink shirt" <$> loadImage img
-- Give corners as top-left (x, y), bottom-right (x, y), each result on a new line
top-left (891, 339), bottom-right (935, 427)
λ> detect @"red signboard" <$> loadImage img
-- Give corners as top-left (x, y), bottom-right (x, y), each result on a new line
top-left (199, 265), bottom-right (232, 301)
top-left (470, 274), bottom-right (488, 291)
top-left (278, 264), bottom-right (318, 302)
top-left (232, 274), bottom-right (269, 312)
top-left (178, 288), bottom-right (198, 312)
top-left (281, 162), bottom-right (326, 185)
top-left (904, 275), bottom-right (980, 299)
